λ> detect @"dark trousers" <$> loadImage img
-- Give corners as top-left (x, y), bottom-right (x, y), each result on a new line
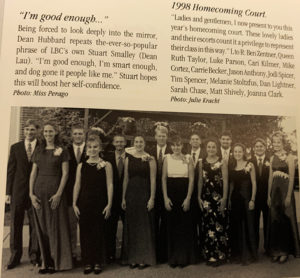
top-left (254, 200), bottom-right (269, 252)
top-left (105, 206), bottom-right (124, 260)
top-left (9, 203), bottom-right (40, 263)
top-left (154, 186), bottom-right (167, 263)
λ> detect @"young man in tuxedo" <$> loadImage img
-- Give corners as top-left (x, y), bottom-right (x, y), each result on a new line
top-left (219, 130), bottom-right (234, 169)
top-left (66, 125), bottom-right (86, 265)
top-left (105, 134), bottom-right (127, 262)
top-left (149, 125), bottom-right (172, 263)
top-left (250, 138), bottom-right (270, 253)
top-left (189, 133), bottom-right (205, 253)
top-left (5, 119), bottom-right (40, 269)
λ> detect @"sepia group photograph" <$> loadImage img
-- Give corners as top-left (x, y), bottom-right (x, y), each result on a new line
top-left (1, 106), bottom-right (300, 278)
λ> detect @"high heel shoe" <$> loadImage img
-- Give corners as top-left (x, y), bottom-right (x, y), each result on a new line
top-left (83, 265), bottom-right (93, 274)
top-left (94, 264), bottom-right (102, 274)
top-left (279, 256), bottom-right (288, 264)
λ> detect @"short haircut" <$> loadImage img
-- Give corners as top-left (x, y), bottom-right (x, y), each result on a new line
top-left (170, 135), bottom-right (182, 146)
top-left (254, 138), bottom-right (266, 147)
top-left (190, 133), bottom-right (201, 140)
top-left (113, 134), bottom-right (126, 141)
top-left (155, 125), bottom-right (168, 135)
top-left (220, 130), bottom-right (232, 139)
top-left (71, 124), bottom-right (84, 132)
top-left (24, 119), bottom-right (39, 129)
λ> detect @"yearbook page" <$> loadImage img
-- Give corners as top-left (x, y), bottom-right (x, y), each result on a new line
top-left (0, 0), bottom-right (300, 277)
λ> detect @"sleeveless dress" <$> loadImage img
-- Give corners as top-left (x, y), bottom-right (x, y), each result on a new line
top-left (32, 148), bottom-right (72, 270)
top-left (268, 154), bottom-right (300, 257)
top-left (77, 161), bottom-right (108, 266)
top-left (122, 154), bottom-right (156, 265)
top-left (166, 154), bottom-right (197, 265)
top-left (201, 158), bottom-right (230, 261)
top-left (230, 162), bottom-right (257, 263)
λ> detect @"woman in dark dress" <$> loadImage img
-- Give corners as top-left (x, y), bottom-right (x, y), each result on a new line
top-left (198, 139), bottom-right (230, 266)
top-left (29, 122), bottom-right (72, 273)
top-left (121, 135), bottom-right (156, 269)
top-left (229, 143), bottom-right (257, 265)
top-left (73, 134), bottom-right (113, 274)
top-left (162, 136), bottom-right (197, 267)
top-left (268, 132), bottom-right (300, 263)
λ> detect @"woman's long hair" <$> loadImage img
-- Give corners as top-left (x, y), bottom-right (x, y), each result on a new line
top-left (40, 121), bottom-right (61, 151)
top-left (231, 143), bottom-right (247, 170)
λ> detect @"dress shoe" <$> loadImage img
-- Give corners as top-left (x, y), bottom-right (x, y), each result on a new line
top-left (6, 261), bottom-right (20, 270)
top-left (271, 256), bottom-right (279, 263)
top-left (279, 256), bottom-right (288, 264)
top-left (129, 263), bottom-right (138, 269)
top-left (38, 268), bottom-right (49, 274)
top-left (138, 264), bottom-right (149, 270)
top-left (94, 264), bottom-right (102, 274)
top-left (83, 265), bottom-right (93, 274)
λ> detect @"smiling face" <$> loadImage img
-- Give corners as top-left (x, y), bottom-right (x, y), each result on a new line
top-left (155, 131), bottom-right (167, 147)
top-left (24, 124), bottom-right (37, 142)
top-left (43, 125), bottom-right (56, 144)
top-left (272, 136), bottom-right (284, 152)
top-left (233, 145), bottom-right (244, 161)
top-left (134, 136), bottom-right (145, 152)
top-left (72, 128), bottom-right (85, 146)
top-left (190, 134), bottom-right (201, 149)
top-left (206, 141), bottom-right (217, 157)
top-left (113, 136), bottom-right (126, 152)
top-left (254, 141), bottom-right (266, 157)
top-left (220, 135), bottom-right (232, 150)
top-left (86, 141), bottom-right (101, 158)
top-left (171, 143), bottom-right (183, 155)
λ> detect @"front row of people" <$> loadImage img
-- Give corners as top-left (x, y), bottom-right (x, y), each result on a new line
top-left (6, 120), bottom-right (300, 274)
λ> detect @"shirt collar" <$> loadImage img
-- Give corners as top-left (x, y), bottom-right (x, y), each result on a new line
top-left (115, 150), bottom-right (125, 160)
top-left (25, 139), bottom-right (37, 149)
top-left (255, 154), bottom-right (265, 162)
top-left (73, 142), bottom-right (85, 152)
top-left (191, 147), bottom-right (200, 157)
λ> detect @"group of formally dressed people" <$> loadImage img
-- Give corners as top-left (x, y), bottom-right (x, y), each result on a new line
top-left (5, 120), bottom-right (300, 275)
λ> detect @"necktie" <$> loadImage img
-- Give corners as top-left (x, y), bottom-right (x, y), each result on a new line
top-left (192, 152), bottom-right (196, 164)
top-left (76, 147), bottom-right (81, 164)
top-left (158, 148), bottom-right (163, 175)
top-left (258, 158), bottom-right (263, 176)
top-left (224, 150), bottom-right (228, 161)
top-left (27, 142), bottom-right (32, 161)
top-left (117, 156), bottom-right (124, 178)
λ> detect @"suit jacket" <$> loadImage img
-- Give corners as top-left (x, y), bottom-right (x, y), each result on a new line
top-left (65, 144), bottom-right (87, 206)
top-left (6, 141), bottom-right (38, 207)
top-left (250, 156), bottom-right (270, 204)
top-left (148, 143), bottom-right (172, 182)
top-left (105, 151), bottom-right (127, 210)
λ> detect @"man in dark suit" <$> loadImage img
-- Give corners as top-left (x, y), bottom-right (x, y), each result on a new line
top-left (219, 130), bottom-right (234, 170)
top-left (105, 134), bottom-right (127, 262)
top-left (148, 125), bottom-right (172, 263)
top-left (65, 125), bottom-right (86, 264)
top-left (5, 119), bottom-right (40, 269)
top-left (250, 138), bottom-right (270, 253)
top-left (189, 133), bottom-right (205, 252)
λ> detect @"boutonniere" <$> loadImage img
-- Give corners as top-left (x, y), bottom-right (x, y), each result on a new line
top-left (278, 152), bottom-right (287, 161)
top-left (141, 154), bottom-right (152, 162)
top-left (244, 163), bottom-right (252, 173)
top-left (53, 147), bottom-right (63, 156)
top-left (182, 154), bottom-right (191, 164)
top-left (264, 161), bottom-right (270, 167)
top-left (211, 161), bottom-right (223, 170)
top-left (96, 160), bottom-right (107, 170)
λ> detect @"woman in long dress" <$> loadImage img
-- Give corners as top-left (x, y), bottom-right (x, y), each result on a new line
top-left (29, 122), bottom-right (72, 273)
top-left (229, 143), bottom-right (257, 265)
top-left (198, 139), bottom-right (230, 266)
top-left (162, 135), bottom-right (197, 267)
top-left (73, 134), bottom-right (113, 274)
top-left (121, 135), bottom-right (156, 269)
top-left (268, 132), bottom-right (300, 263)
